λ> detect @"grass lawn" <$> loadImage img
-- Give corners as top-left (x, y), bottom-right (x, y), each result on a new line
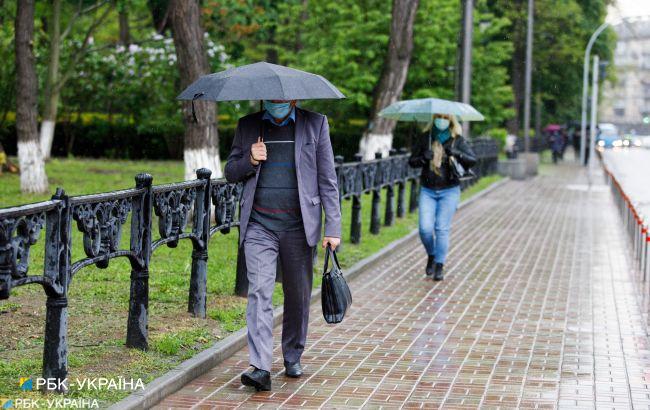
top-left (0, 158), bottom-right (501, 405)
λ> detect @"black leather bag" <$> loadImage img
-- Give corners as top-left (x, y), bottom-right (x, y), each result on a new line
top-left (321, 245), bottom-right (352, 324)
top-left (448, 138), bottom-right (476, 181)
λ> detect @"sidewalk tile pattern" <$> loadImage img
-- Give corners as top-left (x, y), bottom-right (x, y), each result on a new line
top-left (155, 166), bottom-right (650, 409)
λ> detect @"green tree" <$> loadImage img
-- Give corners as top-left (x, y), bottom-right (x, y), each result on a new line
top-left (275, 0), bottom-right (392, 128)
top-left (489, 0), bottom-right (615, 135)
top-left (404, 0), bottom-right (514, 136)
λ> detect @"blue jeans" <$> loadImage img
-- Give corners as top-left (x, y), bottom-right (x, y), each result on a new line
top-left (418, 185), bottom-right (461, 264)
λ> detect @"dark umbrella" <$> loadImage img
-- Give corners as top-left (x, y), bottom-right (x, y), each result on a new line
top-left (177, 62), bottom-right (345, 102)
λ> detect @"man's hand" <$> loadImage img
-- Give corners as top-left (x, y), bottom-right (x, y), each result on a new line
top-left (250, 136), bottom-right (267, 165)
top-left (322, 236), bottom-right (340, 250)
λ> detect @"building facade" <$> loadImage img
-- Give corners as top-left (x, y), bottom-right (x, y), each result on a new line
top-left (600, 19), bottom-right (650, 135)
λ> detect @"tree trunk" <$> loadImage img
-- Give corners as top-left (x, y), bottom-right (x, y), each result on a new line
top-left (506, 0), bottom-right (526, 136)
top-left (534, 91), bottom-right (542, 139)
top-left (15, 0), bottom-right (48, 194)
top-left (119, 8), bottom-right (131, 45)
top-left (294, 0), bottom-right (308, 52)
top-left (40, 0), bottom-right (62, 160)
top-left (454, 1), bottom-right (464, 101)
top-left (266, 27), bottom-right (279, 64)
top-left (359, 0), bottom-right (420, 160)
top-left (169, 0), bottom-right (221, 180)
top-left (149, 0), bottom-right (171, 33)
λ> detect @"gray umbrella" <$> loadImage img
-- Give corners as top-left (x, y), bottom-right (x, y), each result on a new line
top-left (177, 62), bottom-right (346, 102)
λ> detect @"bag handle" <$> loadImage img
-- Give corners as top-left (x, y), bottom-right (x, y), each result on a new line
top-left (323, 244), bottom-right (341, 274)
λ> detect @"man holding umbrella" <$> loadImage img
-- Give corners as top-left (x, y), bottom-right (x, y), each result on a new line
top-left (180, 62), bottom-right (344, 391)
top-left (226, 98), bottom-right (341, 391)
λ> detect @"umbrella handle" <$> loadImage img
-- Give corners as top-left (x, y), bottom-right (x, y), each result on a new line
top-left (191, 93), bottom-right (205, 123)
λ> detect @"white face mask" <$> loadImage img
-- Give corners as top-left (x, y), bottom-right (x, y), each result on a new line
top-left (434, 118), bottom-right (450, 131)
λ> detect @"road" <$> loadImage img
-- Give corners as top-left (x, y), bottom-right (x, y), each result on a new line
top-left (602, 148), bottom-right (650, 220)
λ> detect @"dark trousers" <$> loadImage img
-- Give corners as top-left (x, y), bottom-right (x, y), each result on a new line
top-left (244, 221), bottom-right (314, 371)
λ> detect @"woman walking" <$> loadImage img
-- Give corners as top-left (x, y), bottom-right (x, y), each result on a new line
top-left (408, 114), bottom-right (476, 281)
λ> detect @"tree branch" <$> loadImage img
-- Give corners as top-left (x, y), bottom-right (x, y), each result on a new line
top-left (55, 3), bottom-right (113, 92)
top-left (61, 0), bottom-right (111, 42)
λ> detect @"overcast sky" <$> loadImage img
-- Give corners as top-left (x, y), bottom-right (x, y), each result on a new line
top-left (607, 0), bottom-right (650, 23)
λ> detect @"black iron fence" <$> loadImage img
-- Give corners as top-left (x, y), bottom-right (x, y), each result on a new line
top-left (0, 138), bottom-right (498, 391)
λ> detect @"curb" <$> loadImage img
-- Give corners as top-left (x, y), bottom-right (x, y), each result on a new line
top-left (109, 176), bottom-right (510, 410)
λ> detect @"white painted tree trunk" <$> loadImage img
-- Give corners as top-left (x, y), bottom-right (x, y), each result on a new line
top-left (359, 132), bottom-right (393, 160)
top-left (361, 0), bottom-right (419, 160)
top-left (15, 0), bottom-right (49, 194)
top-left (18, 140), bottom-right (49, 193)
top-left (39, 120), bottom-right (56, 160)
top-left (184, 146), bottom-right (221, 181)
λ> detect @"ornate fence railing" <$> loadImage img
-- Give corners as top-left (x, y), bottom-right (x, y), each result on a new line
top-left (0, 138), bottom-right (497, 391)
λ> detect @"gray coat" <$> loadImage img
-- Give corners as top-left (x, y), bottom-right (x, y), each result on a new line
top-left (224, 108), bottom-right (342, 247)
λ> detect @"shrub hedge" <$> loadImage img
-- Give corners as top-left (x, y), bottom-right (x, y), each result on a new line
top-left (0, 119), bottom-right (367, 162)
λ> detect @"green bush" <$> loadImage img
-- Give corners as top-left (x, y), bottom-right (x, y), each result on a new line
top-left (486, 128), bottom-right (508, 150)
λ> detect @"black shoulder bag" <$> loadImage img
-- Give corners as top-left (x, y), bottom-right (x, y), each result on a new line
top-left (448, 137), bottom-right (476, 181)
top-left (321, 245), bottom-right (352, 324)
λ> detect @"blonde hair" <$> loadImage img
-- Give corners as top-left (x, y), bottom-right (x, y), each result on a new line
top-left (426, 114), bottom-right (462, 174)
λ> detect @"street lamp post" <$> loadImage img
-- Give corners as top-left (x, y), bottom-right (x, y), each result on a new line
top-left (580, 21), bottom-right (609, 166)
top-left (460, 0), bottom-right (473, 138)
top-left (588, 55), bottom-right (599, 185)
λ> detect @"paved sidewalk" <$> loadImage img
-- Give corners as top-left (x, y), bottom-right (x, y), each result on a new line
top-left (156, 163), bottom-right (650, 409)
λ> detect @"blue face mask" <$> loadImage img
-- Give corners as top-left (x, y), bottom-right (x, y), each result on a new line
top-left (263, 100), bottom-right (292, 120)
top-left (434, 118), bottom-right (450, 131)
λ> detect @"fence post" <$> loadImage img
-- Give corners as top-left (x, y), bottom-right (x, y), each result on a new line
top-left (396, 149), bottom-right (407, 218)
top-left (384, 149), bottom-right (396, 226)
top-left (334, 155), bottom-right (345, 253)
top-left (189, 168), bottom-right (212, 318)
top-left (126, 173), bottom-right (153, 350)
top-left (351, 154), bottom-right (363, 244)
top-left (409, 178), bottom-right (419, 213)
top-left (42, 188), bottom-right (70, 392)
top-left (370, 152), bottom-right (382, 235)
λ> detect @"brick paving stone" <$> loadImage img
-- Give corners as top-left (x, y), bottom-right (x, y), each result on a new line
top-left (154, 164), bottom-right (650, 409)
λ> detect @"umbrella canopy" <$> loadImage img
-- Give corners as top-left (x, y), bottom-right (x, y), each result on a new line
top-left (177, 62), bottom-right (345, 102)
top-left (378, 98), bottom-right (485, 122)
top-left (544, 124), bottom-right (562, 132)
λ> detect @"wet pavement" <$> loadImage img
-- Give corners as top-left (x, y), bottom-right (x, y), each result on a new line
top-left (155, 162), bottom-right (650, 409)
top-left (602, 148), bottom-right (650, 220)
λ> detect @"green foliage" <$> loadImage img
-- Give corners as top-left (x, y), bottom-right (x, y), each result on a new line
top-left (0, 2), bottom-right (16, 126)
top-left (63, 32), bottom-right (231, 135)
top-left (275, 0), bottom-right (392, 127)
top-left (487, 127), bottom-right (508, 149)
top-left (0, 0), bottom-right (616, 152)
top-left (209, 304), bottom-right (247, 332)
top-left (489, 0), bottom-right (615, 126)
top-left (151, 329), bottom-right (211, 356)
top-left (406, 0), bottom-right (514, 135)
